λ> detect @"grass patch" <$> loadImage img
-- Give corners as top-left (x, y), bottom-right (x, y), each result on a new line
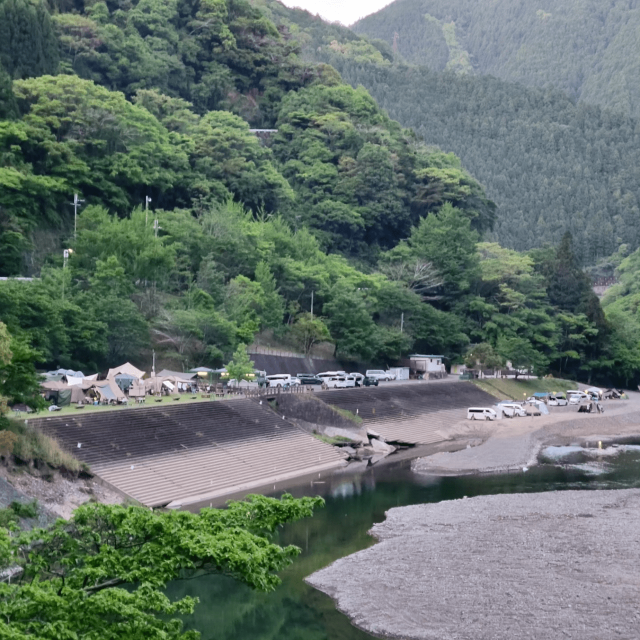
top-left (330, 406), bottom-right (363, 425)
top-left (0, 500), bottom-right (39, 528)
top-left (313, 434), bottom-right (355, 445)
top-left (472, 378), bottom-right (579, 401)
top-left (1, 419), bottom-right (85, 473)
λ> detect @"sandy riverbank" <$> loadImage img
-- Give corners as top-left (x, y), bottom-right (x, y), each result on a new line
top-left (412, 395), bottom-right (640, 476)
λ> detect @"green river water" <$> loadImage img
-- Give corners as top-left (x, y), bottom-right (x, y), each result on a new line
top-left (167, 449), bottom-right (640, 640)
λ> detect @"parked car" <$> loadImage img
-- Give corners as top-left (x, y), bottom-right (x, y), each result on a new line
top-left (365, 369), bottom-right (396, 382)
top-left (266, 374), bottom-right (298, 388)
top-left (343, 375), bottom-right (357, 388)
top-left (500, 403), bottom-right (527, 417)
top-left (317, 371), bottom-right (346, 381)
top-left (296, 373), bottom-right (323, 385)
top-left (363, 376), bottom-right (379, 387)
top-left (467, 407), bottom-right (497, 421)
top-left (349, 373), bottom-right (365, 386)
top-left (568, 391), bottom-right (589, 404)
top-left (324, 376), bottom-right (350, 389)
top-left (548, 395), bottom-right (568, 406)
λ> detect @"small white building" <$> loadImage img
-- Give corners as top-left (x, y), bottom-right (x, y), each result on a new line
top-left (408, 354), bottom-right (446, 374)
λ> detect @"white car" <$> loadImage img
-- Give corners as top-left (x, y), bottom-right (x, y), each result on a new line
top-left (365, 369), bottom-right (396, 382)
top-left (568, 392), bottom-right (589, 404)
top-left (317, 371), bottom-right (346, 381)
top-left (500, 403), bottom-right (527, 417)
top-left (323, 376), bottom-right (355, 389)
top-left (266, 374), bottom-right (299, 388)
top-left (467, 407), bottom-right (497, 421)
top-left (350, 373), bottom-right (365, 386)
top-left (548, 396), bottom-right (568, 406)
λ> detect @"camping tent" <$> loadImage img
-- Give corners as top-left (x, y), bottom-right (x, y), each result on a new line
top-left (106, 362), bottom-right (145, 380)
top-left (89, 379), bottom-right (127, 402)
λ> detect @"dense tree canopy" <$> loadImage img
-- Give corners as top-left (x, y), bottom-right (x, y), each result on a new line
top-left (353, 0), bottom-right (640, 118)
top-left (0, 0), bottom-right (635, 392)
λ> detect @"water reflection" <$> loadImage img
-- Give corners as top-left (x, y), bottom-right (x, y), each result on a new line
top-left (167, 451), bottom-right (640, 640)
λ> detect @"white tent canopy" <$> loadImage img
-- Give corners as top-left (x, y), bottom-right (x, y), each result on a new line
top-left (107, 362), bottom-right (145, 380)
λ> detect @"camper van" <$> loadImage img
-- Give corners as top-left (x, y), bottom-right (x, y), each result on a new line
top-left (467, 407), bottom-right (497, 421)
top-left (500, 403), bottom-right (527, 418)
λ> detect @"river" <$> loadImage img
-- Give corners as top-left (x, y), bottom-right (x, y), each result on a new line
top-left (167, 448), bottom-right (640, 640)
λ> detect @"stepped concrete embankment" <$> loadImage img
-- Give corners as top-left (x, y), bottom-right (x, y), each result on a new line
top-left (29, 399), bottom-right (346, 507)
top-left (315, 381), bottom-right (496, 444)
top-left (27, 382), bottom-right (497, 507)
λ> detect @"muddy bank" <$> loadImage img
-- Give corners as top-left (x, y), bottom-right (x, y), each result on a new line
top-left (307, 488), bottom-right (640, 640)
top-left (413, 403), bottom-right (640, 476)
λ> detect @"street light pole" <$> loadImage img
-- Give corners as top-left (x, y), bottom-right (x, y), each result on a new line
top-left (145, 196), bottom-right (152, 226)
top-left (69, 194), bottom-right (84, 239)
top-left (310, 290), bottom-right (314, 319)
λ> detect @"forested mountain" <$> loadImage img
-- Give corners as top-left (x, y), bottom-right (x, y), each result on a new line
top-left (330, 60), bottom-right (640, 263)
top-left (0, 0), bottom-right (638, 405)
top-left (353, 0), bottom-right (640, 118)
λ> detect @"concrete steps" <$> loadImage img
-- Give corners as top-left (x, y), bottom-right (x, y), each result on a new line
top-left (30, 399), bottom-right (345, 507)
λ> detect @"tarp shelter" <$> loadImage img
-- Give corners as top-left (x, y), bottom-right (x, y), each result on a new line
top-left (189, 367), bottom-right (216, 373)
top-left (107, 362), bottom-right (145, 380)
top-left (40, 380), bottom-right (73, 406)
top-left (533, 392), bottom-right (550, 399)
top-left (157, 369), bottom-right (196, 380)
top-left (46, 368), bottom-right (85, 378)
top-left (114, 373), bottom-right (137, 391)
top-left (89, 380), bottom-right (126, 403)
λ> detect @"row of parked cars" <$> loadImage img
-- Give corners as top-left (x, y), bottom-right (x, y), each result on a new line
top-left (262, 370), bottom-right (396, 388)
top-left (467, 388), bottom-right (605, 421)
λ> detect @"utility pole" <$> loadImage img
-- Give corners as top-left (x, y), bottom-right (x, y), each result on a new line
top-left (152, 349), bottom-right (156, 377)
top-left (62, 249), bottom-right (73, 300)
top-left (145, 195), bottom-right (152, 226)
top-left (153, 219), bottom-right (160, 238)
top-left (310, 290), bottom-right (314, 319)
top-left (400, 312), bottom-right (404, 334)
top-left (69, 194), bottom-right (84, 239)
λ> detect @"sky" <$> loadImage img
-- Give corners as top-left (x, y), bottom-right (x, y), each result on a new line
top-left (279, 0), bottom-right (394, 26)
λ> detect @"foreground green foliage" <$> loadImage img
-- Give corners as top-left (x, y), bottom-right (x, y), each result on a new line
top-left (0, 495), bottom-right (324, 639)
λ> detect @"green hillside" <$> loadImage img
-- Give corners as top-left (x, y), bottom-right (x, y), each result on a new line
top-left (353, 0), bottom-right (640, 118)
top-left (0, 0), bottom-right (638, 412)
top-left (331, 60), bottom-right (640, 263)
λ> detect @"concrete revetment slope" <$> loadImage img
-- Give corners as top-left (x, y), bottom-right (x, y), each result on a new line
top-left (29, 399), bottom-right (346, 507)
top-left (316, 381), bottom-right (496, 444)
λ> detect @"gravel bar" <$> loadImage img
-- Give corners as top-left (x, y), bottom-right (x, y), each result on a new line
top-left (307, 489), bottom-right (640, 640)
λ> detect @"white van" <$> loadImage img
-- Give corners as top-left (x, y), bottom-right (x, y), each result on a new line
top-left (266, 374), bottom-right (297, 388)
top-left (318, 371), bottom-right (346, 381)
top-left (500, 403), bottom-right (526, 418)
top-left (467, 407), bottom-right (497, 421)
top-left (365, 369), bottom-right (396, 382)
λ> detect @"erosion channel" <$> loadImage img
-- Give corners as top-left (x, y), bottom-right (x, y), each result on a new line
top-left (167, 448), bottom-right (640, 640)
